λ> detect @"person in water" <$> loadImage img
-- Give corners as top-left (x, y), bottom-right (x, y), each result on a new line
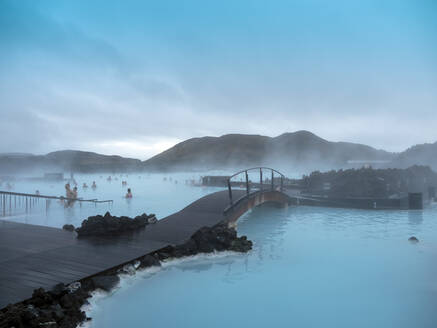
top-left (125, 188), bottom-right (132, 198)
top-left (83, 183), bottom-right (88, 189)
top-left (65, 183), bottom-right (72, 198)
top-left (92, 181), bottom-right (97, 189)
top-left (35, 190), bottom-right (40, 196)
top-left (64, 183), bottom-right (75, 207)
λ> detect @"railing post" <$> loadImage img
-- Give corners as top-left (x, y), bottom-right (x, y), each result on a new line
top-left (271, 169), bottom-right (274, 191)
top-left (259, 168), bottom-right (263, 191)
top-left (245, 170), bottom-right (250, 195)
top-left (227, 180), bottom-right (233, 205)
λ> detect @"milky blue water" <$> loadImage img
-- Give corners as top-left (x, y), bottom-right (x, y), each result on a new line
top-left (2, 173), bottom-right (437, 328)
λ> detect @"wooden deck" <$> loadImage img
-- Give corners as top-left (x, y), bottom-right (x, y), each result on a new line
top-left (0, 189), bottom-right (248, 308)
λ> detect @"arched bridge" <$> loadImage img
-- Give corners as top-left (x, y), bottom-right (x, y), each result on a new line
top-left (223, 167), bottom-right (290, 223)
top-left (164, 167), bottom-right (291, 232)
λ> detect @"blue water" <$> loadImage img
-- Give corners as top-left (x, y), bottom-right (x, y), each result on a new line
top-left (2, 173), bottom-right (437, 327)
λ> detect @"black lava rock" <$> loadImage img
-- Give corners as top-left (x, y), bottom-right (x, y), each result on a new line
top-left (62, 224), bottom-right (75, 232)
top-left (155, 222), bottom-right (253, 260)
top-left (190, 223), bottom-right (252, 253)
top-left (76, 212), bottom-right (156, 237)
top-left (0, 285), bottom-right (90, 328)
top-left (138, 254), bottom-right (161, 269)
top-left (90, 275), bottom-right (120, 292)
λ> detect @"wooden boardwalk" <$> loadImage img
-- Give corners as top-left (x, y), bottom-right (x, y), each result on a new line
top-left (0, 189), bottom-right (248, 308)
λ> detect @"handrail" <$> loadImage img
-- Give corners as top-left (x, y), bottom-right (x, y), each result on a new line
top-left (227, 167), bottom-right (285, 181)
top-left (0, 190), bottom-right (113, 204)
top-left (223, 189), bottom-right (265, 213)
top-left (226, 167), bottom-right (286, 209)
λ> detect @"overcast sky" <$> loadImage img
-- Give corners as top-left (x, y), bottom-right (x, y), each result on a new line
top-left (1, 0), bottom-right (436, 160)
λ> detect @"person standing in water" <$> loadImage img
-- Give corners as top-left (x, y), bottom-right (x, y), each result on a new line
top-left (65, 183), bottom-right (72, 198)
top-left (92, 181), bottom-right (97, 189)
top-left (125, 188), bottom-right (132, 198)
top-left (72, 187), bottom-right (78, 199)
top-left (64, 183), bottom-right (75, 207)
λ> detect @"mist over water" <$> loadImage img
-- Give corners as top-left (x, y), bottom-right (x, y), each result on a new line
top-left (2, 172), bottom-right (224, 227)
top-left (0, 168), bottom-right (304, 227)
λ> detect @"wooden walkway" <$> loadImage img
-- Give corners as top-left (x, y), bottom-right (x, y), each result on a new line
top-left (0, 189), bottom-right (247, 308)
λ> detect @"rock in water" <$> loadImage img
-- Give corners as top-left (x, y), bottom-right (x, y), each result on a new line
top-left (62, 224), bottom-right (75, 232)
top-left (190, 222), bottom-right (252, 253)
top-left (408, 236), bottom-right (419, 243)
top-left (91, 275), bottom-right (120, 292)
top-left (147, 214), bottom-right (158, 224)
top-left (154, 222), bottom-right (253, 259)
top-left (138, 254), bottom-right (161, 269)
top-left (120, 264), bottom-right (136, 275)
top-left (0, 285), bottom-right (90, 328)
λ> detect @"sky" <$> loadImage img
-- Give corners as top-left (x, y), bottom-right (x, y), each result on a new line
top-left (0, 0), bottom-right (436, 160)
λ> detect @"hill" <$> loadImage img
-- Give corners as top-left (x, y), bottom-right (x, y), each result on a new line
top-left (2, 132), bottom-right (436, 174)
top-left (142, 131), bottom-right (395, 171)
top-left (391, 142), bottom-right (437, 171)
top-left (0, 150), bottom-right (142, 174)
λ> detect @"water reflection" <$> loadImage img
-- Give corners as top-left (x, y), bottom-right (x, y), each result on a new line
top-left (408, 210), bottom-right (423, 226)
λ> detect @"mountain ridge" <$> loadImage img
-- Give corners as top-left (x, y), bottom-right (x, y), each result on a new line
top-left (143, 130), bottom-right (396, 172)
top-left (0, 131), bottom-right (436, 173)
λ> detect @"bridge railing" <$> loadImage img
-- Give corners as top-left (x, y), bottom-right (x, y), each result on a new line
top-left (0, 190), bottom-right (113, 217)
top-left (226, 167), bottom-right (285, 209)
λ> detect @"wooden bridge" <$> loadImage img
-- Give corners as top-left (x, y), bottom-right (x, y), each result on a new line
top-left (0, 167), bottom-right (293, 308)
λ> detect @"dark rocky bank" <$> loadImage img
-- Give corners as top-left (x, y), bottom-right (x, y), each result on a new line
top-left (301, 165), bottom-right (437, 198)
top-left (75, 211), bottom-right (157, 237)
top-left (0, 222), bottom-right (251, 328)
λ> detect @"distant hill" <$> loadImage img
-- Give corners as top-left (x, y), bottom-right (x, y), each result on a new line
top-left (142, 131), bottom-right (395, 171)
top-left (2, 132), bottom-right (436, 174)
top-left (0, 150), bottom-right (141, 174)
top-left (391, 142), bottom-right (437, 170)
